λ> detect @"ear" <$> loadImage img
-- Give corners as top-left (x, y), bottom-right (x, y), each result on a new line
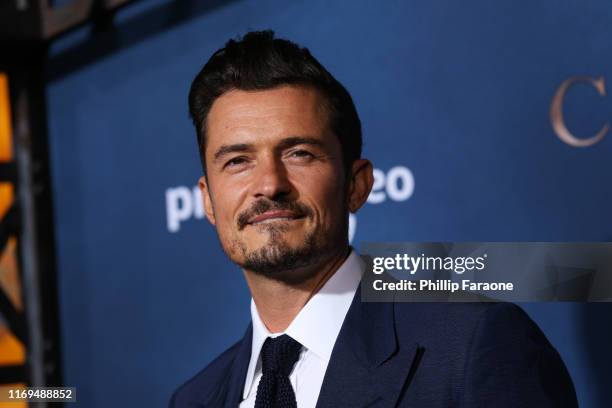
top-left (199, 175), bottom-right (216, 225)
top-left (347, 159), bottom-right (374, 213)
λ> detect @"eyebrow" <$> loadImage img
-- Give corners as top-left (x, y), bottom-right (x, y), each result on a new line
top-left (276, 136), bottom-right (325, 151)
top-left (213, 143), bottom-right (254, 162)
top-left (212, 136), bottom-right (325, 163)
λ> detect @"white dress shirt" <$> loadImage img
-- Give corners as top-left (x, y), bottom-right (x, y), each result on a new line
top-left (239, 250), bottom-right (365, 408)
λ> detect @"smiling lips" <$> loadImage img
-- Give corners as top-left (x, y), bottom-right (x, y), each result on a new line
top-left (247, 210), bottom-right (303, 225)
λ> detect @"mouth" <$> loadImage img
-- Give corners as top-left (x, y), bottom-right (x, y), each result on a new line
top-left (247, 210), bottom-right (304, 226)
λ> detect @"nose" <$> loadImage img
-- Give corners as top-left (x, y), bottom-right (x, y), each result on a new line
top-left (251, 154), bottom-right (293, 200)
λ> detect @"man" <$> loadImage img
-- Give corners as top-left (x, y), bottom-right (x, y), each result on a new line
top-left (170, 31), bottom-right (577, 407)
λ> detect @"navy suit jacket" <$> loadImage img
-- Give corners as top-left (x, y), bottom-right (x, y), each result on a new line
top-left (170, 287), bottom-right (578, 407)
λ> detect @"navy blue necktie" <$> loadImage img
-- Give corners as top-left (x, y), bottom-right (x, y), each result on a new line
top-left (255, 334), bottom-right (302, 408)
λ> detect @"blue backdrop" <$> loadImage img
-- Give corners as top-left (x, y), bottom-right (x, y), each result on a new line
top-left (46, 1), bottom-right (612, 407)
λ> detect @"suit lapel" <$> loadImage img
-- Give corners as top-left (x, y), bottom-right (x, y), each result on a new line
top-left (222, 324), bottom-right (252, 408)
top-left (316, 287), bottom-right (420, 408)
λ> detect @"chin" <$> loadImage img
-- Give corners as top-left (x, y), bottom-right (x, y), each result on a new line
top-left (240, 235), bottom-right (324, 280)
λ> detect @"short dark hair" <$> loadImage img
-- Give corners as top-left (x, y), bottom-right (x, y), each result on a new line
top-left (188, 30), bottom-right (362, 174)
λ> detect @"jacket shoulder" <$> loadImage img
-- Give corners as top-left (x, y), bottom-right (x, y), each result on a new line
top-left (393, 301), bottom-right (563, 362)
top-left (393, 301), bottom-right (542, 343)
top-left (462, 302), bottom-right (578, 406)
top-left (392, 302), bottom-right (511, 340)
top-left (169, 340), bottom-right (243, 408)
top-left (392, 302), bottom-right (577, 406)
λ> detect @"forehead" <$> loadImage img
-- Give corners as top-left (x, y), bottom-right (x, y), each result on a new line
top-left (205, 85), bottom-right (331, 149)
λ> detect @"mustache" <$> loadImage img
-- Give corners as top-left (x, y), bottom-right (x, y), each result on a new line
top-left (237, 199), bottom-right (313, 229)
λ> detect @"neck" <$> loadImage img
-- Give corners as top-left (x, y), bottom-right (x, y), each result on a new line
top-left (244, 246), bottom-right (351, 333)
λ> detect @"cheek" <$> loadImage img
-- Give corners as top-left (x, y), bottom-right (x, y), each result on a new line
top-left (298, 175), bottom-right (347, 222)
top-left (209, 180), bottom-right (246, 232)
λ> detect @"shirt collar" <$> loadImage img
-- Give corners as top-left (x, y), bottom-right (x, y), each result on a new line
top-left (243, 249), bottom-right (365, 400)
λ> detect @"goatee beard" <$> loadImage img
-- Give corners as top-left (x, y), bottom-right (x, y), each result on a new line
top-left (240, 227), bottom-right (329, 285)
top-left (224, 197), bottom-right (349, 284)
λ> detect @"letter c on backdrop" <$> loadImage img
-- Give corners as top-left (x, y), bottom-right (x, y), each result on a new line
top-left (550, 76), bottom-right (609, 147)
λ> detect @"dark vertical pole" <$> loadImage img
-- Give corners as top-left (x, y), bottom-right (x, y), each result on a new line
top-left (5, 44), bottom-right (64, 396)
top-left (0, 0), bottom-right (142, 397)
top-left (0, 1), bottom-right (154, 403)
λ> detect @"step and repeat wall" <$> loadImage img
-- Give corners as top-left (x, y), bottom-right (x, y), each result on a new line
top-left (46, 1), bottom-right (612, 407)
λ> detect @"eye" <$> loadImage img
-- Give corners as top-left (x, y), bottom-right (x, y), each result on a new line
top-left (224, 156), bottom-right (248, 168)
top-left (290, 150), bottom-right (314, 158)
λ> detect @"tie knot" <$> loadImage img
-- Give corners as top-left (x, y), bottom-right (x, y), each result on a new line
top-left (260, 335), bottom-right (302, 376)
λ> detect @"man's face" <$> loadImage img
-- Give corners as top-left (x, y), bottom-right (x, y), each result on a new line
top-left (199, 85), bottom-right (359, 283)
